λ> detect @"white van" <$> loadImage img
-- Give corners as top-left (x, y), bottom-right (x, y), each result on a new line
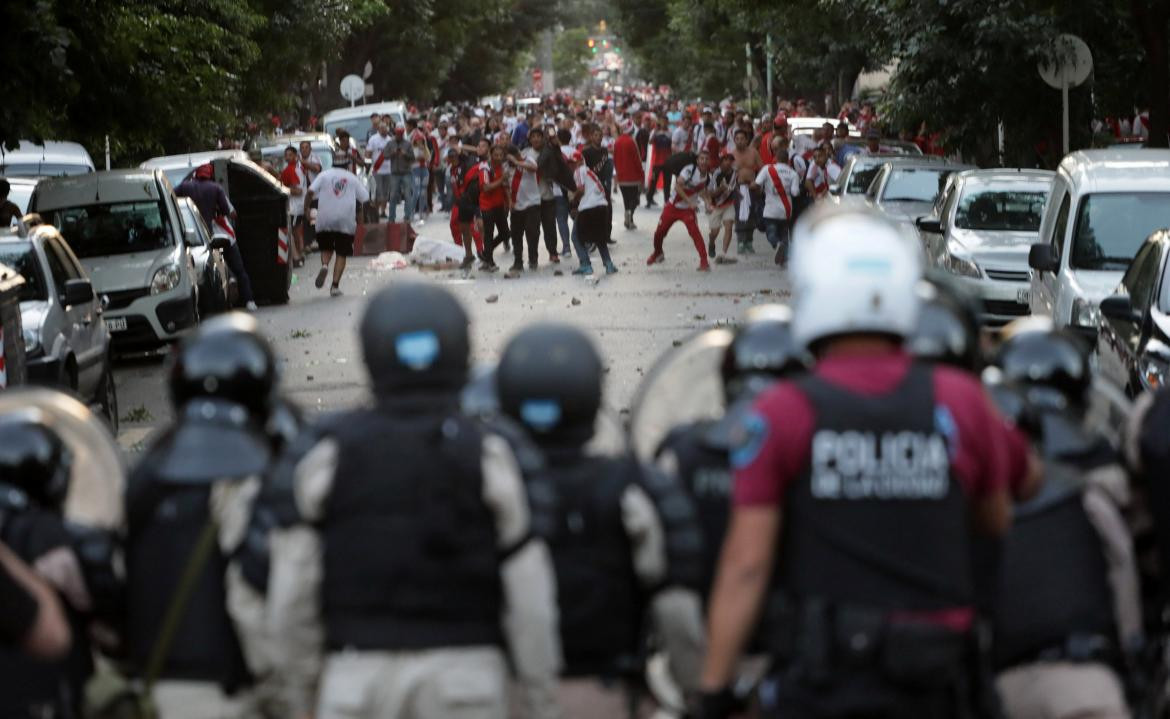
top-left (322, 101), bottom-right (407, 150)
top-left (30, 169), bottom-right (201, 351)
top-left (1, 141), bottom-right (95, 177)
top-left (1028, 149), bottom-right (1170, 343)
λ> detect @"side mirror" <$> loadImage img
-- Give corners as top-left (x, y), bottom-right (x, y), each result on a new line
top-left (209, 236), bottom-right (231, 251)
top-left (1099, 294), bottom-right (1139, 323)
top-left (62, 278), bottom-right (94, 306)
top-left (1028, 244), bottom-right (1059, 273)
top-left (915, 217), bottom-right (943, 234)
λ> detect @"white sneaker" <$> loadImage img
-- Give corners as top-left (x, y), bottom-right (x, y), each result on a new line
top-left (330, 287), bottom-right (343, 297)
top-left (245, 301), bottom-right (258, 311)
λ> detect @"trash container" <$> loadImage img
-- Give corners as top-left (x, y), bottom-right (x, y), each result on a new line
top-left (0, 262), bottom-right (28, 389)
top-left (211, 158), bottom-right (293, 305)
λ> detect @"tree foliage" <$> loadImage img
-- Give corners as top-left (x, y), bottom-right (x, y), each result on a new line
top-left (554, 28), bottom-right (594, 91)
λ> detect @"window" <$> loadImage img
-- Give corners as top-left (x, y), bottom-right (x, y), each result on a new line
top-left (1125, 243), bottom-right (1161, 313)
top-left (42, 239), bottom-right (70, 297)
top-left (881, 168), bottom-right (949, 204)
top-left (1050, 192), bottom-right (1071, 261)
top-left (44, 237), bottom-right (82, 281)
top-left (0, 241), bottom-right (46, 301)
top-left (47, 200), bottom-right (172, 258)
top-left (1071, 193), bottom-right (1170, 271)
top-left (850, 163), bottom-right (882, 194)
top-left (865, 167), bottom-right (886, 200)
top-left (954, 189), bottom-right (1047, 232)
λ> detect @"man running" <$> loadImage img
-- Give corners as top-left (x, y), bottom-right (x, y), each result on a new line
top-left (306, 162), bottom-right (368, 297)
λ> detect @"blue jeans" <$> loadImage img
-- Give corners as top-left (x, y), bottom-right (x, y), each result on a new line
top-left (555, 196), bottom-right (571, 254)
top-left (763, 218), bottom-right (790, 259)
top-left (223, 243), bottom-right (254, 305)
top-left (388, 173), bottom-right (414, 222)
top-left (411, 167), bottom-right (429, 216)
top-left (436, 170), bottom-right (450, 211)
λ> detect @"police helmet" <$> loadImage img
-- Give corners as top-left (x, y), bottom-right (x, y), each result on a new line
top-left (993, 319), bottom-right (1091, 409)
top-left (721, 304), bottom-right (808, 400)
top-left (907, 276), bottom-right (983, 373)
top-left (360, 283), bottom-right (470, 395)
top-left (496, 323), bottom-right (603, 446)
top-left (0, 416), bottom-right (72, 511)
top-left (169, 312), bottom-right (277, 417)
top-left (981, 367), bottom-right (1042, 440)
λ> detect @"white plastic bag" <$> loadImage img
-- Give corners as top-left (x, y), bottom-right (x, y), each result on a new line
top-left (371, 251), bottom-right (409, 270)
top-left (409, 235), bottom-right (466, 266)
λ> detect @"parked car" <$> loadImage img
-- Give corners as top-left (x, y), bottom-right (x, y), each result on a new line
top-left (140, 149), bottom-right (250, 189)
top-left (787, 117), bottom-right (861, 138)
top-left (1028, 149), bottom-right (1170, 344)
top-left (0, 223), bottom-right (117, 428)
top-left (258, 133), bottom-right (337, 171)
top-left (176, 197), bottom-right (233, 317)
top-left (1096, 229), bottom-right (1170, 396)
top-left (30, 169), bottom-right (202, 351)
top-left (865, 159), bottom-right (976, 225)
top-left (830, 154), bottom-right (943, 204)
top-left (916, 169), bottom-right (1054, 326)
top-left (322, 101), bottom-right (407, 151)
top-left (0, 140), bottom-right (95, 177)
top-left (837, 138), bottom-right (924, 161)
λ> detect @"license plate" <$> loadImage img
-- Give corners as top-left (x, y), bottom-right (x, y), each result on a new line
top-left (1016, 288), bottom-right (1030, 304)
top-left (105, 317), bottom-right (128, 332)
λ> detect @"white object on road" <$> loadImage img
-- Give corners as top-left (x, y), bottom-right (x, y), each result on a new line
top-left (409, 236), bottom-right (466, 266)
top-left (371, 251), bottom-right (409, 270)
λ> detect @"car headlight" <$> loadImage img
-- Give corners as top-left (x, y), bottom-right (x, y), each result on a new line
top-left (22, 326), bottom-right (41, 355)
top-left (1071, 298), bottom-right (1101, 328)
top-left (942, 244), bottom-right (981, 278)
top-left (150, 263), bottom-right (182, 295)
top-left (1139, 354), bottom-right (1169, 391)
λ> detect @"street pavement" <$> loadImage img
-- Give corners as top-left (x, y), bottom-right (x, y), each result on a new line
top-left (113, 202), bottom-right (790, 455)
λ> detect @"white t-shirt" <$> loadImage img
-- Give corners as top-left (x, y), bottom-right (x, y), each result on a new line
top-left (671, 127), bottom-right (690, 153)
top-left (670, 164), bottom-right (709, 210)
top-left (511, 147), bottom-right (541, 211)
top-left (574, 165), bottom-right (608, 211)
top-left (805, 161), bottom-right (841, 196)
top-left (284, 163), bottom-right (306, 217)
top-left (300, 152), bottom-right (322, 185)
top-left (309, 168), bottom-right (370, 235)
top-left (754, 163), bottom-right (801, 220)
top-left (366, 133), bottom-right (393, 175)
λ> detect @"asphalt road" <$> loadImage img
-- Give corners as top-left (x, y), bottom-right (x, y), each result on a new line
top-left (113, 202), bottom-right (790, 455)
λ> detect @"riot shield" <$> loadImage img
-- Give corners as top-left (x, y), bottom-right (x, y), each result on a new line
top-left (629, 327), bottom-right (735, 464)
top-left (0, 388), bottom-right (125, 529)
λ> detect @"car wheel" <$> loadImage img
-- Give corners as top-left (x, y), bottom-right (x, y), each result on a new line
top-left (96, 360), bottom-right (119, 436)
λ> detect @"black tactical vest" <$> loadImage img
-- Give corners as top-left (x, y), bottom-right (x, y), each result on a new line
top-left (124, 471), bottom-right (251, 690)
top-left (992, 465), bottom-right (1118, 669)
top-left (539, 455), bottom-right (645, 677)
top-left (780, 363), bottom-right (973, 611)
top-left (322, 407), bottom-right (502, 651)
top-left (658, 422), bottom-right (732, 602)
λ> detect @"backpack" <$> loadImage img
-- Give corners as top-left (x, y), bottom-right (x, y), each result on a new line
top-left (661, 151), bottom-right (697, 176)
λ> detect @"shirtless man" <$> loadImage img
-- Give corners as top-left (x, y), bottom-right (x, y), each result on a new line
top-left (730, 127), bottom-right (763, 255)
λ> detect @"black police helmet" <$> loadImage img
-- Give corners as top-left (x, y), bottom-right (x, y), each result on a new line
top-left (993, 321), bottom-right (1091, 409)
top-left (908, 276), bottom-right (983, 373)
top-left (360, 283), bottom-right (470, 396)
top-left (169, 313), bottom-right (277, 417)
top-left (721, 305), bottom-right (808, 400)
top-left (0, 417), bottom-right (72, 511)
top-left (496, 323), bottom-right (602, 446)
top-left (981, 367), bottom-right (1042, 440)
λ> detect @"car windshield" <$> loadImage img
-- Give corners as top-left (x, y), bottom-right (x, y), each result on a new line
top-left (0, 163), bottom-right (90, 177)
top-left (1071, 192), bottom-right (1170, 271)
top-left (954, 188), bottom-right (1046, 232)
top-left (262, 145), bottom-right (334, 170)
top-left (326, 115), bottom-right (404, 144)
top-left (882, 168), bottom-right (948, 203)
top-left (48, 201), bottom-right (172, 258)
top-left (0, 241), bottom-right (46, 301)
top-left (847, 164), bottom-right (882, 194)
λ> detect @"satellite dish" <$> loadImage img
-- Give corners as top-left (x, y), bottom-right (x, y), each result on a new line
top-left (1038, 34), bottom-right (1093, 89)
top-left (363, 61), bottom-right (374, 80)
top-left (340, 74), bottom-right (365, 102)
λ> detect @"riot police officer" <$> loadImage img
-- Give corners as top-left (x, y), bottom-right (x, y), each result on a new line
top-left (0, 390), bottom-right (125, 719)
top-left (699, 206), bottom-right (1014, 718)
top-left (906, 275), bottom-right (984, 374)
top-left (988, 323), bottom-right (1141, 719)
top-left (124, 313), bottom-right (278, 718)
top-left (655, 306), bottom-right (809, 602)
top-left (496, 322), bottom-right (706, 717)
top-left (267, 283), bottom-right (561, 719)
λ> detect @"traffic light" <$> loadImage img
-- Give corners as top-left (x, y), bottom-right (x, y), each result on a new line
top-left (603, 39), bottom-right (609, 49)
top-left (587, 38), bottom-right (594, 48)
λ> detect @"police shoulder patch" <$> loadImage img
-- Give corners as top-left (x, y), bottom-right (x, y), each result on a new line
top-left (729, 411), bottom-right (770, 469)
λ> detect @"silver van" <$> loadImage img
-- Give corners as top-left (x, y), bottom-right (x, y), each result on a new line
top-left (30, 169), bottom-right (201, 351)
top-left (1028, 150), bottom-right (1170, 343)
top-left (0, 140), bottom-right (95, 177)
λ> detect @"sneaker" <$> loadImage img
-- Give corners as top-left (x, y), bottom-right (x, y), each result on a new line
top-left (550, 254), bottom-right (560, 264)
top-left (646, 252), bottom-right (665, 266)
top-left (606, 238), bottom-right (617, 246)
top-left (315, 267), bottom-right (329, 288)
top-left (715, 255), bottom-right (737, 265)
top-left (245, 301), bottom-right (258, 312)
top-left (480, 262), bottom-right (498, 273)
top-left (645, 201), bottom-right (657, 208)
top-left (528, 261), bottom-right (538, 270)
top-left (561, 246), bottom-right (572, 256)
top-left (708, 239), bottom-right (716, 256)
top-left (460, 256), bottom-right (475, 270)
top-left (506, 264), bottom-right (523, 278)
top-left (605, 264), bottom-right (619, 275)
top-left (509, 263), bottom-right (524, 273)
top-left (330, 286), bottom-right (343, 297)
top-left (698, 263), bottom-right (711, 272)
top-left (572, 265), bottom-right (594, 276)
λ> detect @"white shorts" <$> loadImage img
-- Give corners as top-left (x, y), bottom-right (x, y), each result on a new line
top-left (707, 204), bottom-right (734, 231)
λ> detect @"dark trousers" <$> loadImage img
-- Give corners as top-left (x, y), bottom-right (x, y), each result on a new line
top-left (510, 205), bottom-right (541, 265)
top-left (577, 206), bottom-right (615, 268)
top-left (223, 243), bottom-right (254, 304)
top-left (648, 166), bottom-right (671, 203)
top-left (762, 669), bottom-right (970, 719)
top-left (482, 206), bottom-right (509, 265)
top-left (539, 199), bottom-right (559, 257)
top-left (619, 184), bottom-right (639, 213)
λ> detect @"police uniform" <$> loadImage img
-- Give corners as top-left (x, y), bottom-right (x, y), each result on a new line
top-left (123, 314), bottom-right (280, 718)
top-left (497, 323), bottom-right (706, 717)
top-left (267, 283), bottom-right (561, 719)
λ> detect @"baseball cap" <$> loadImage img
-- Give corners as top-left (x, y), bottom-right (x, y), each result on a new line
top-left (394, 126), bottom-right (405, 135)
top-left (774, 113), bottom-right (788, 127)
top-left (194, 163), bottom-right (213, 180)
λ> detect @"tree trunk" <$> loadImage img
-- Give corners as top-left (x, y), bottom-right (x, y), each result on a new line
top-left (1132, 0), bottom-right (1170, 147)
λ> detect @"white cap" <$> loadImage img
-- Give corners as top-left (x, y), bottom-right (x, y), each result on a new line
top-left (789, 206), bottom-right (923, 349)
top-left (474, 108), bottom-right (485, 118)
top-left (439, 114), bottom-right (450, 123)
top-left (447, 127), bottom-right (457, 137)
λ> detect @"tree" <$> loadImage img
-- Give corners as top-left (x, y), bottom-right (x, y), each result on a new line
top-left (554, 28), bottom-right (594, 90)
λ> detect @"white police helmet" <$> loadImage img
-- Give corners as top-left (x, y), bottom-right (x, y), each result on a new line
top-left (789, 205), bottom-right (923, 350)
